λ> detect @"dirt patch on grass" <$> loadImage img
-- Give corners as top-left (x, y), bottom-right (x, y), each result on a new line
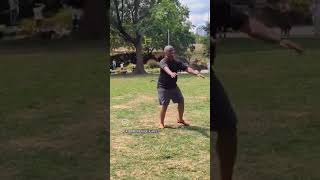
top-left (239, 109), bottom-right (312, 133)
top-left (0, 167), bottom-right (17, 180)
top-left (4, 99), bottom-right (105, 153)
top-left (111, 95), bottom-right (156, 110)
top-left (285, 111), bottom-right (310, 119)
top-left (165, 159), bottom-right (198, 171)
top-left (111, 104), bottom-right (131, 109)
top-left (6, 137), bottom-right (59, 151)
top-left (111, 135), bottom-right (134, 152)
top-left (188, 96), bottom-right (209, 100)
top-left (58, 100), bottom-right (105, 152)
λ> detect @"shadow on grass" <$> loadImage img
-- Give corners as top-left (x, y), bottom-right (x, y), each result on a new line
top-left (164, 125), bottom-right (210, 138)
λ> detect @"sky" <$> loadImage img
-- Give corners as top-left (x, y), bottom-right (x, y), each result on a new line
top-left (179, 0), bottom-right (210, 31)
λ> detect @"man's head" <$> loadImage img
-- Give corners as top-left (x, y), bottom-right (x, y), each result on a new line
top-left (164, 45), bottom-right (175, 60)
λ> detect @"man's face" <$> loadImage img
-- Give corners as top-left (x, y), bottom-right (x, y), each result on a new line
top-left (166, 48), bottom-right (175, 60)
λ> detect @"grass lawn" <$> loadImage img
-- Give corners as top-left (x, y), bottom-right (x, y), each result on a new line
top-left (3, 37), bottom-right (319, 180)
top-left (110, 74), bottom-right (210, 179)
top-left (0, 40), bottom-right (107, 180)
top-left (213, 38), bottom-right (320, 180)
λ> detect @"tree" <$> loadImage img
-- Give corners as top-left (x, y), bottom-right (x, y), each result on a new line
top-left (201, 22), bottom-right (209, 57)
top-left (289, 0), bottom-right (312, 13)
top-left (110, 0), bottom-right (156, 74)
top-left (110, 29), bottom-right (125, 51)
top-left (79, 0), bottom-right (107, 39)
top-left (110, 0), bottom-right (195, 74)
top-left (145, 0), bottom-right (195, 55)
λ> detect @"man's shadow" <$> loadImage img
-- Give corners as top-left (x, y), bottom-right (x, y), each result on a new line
top-left (165, 125), bottom-right (210, 138)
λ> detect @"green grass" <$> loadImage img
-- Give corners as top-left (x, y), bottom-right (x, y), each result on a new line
top-left (3, 37), bottom-right (319, 179)
top-left (110, 74), bottom-right (210, 179)
top-left (0, 40), bottom-right (107, 180)
top-left (213, 38), bottom-right (320, 180)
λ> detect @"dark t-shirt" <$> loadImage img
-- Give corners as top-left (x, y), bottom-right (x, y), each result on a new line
top-left (211, 1), bottom-right (249, 66)
top-left (157, 58), bottom-right (188, 89)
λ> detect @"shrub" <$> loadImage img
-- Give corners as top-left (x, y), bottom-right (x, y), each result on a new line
top-left (147, 68), bottom-right (160, 74)
top-left (19, 18), bottom-right (34, 34)
top-left (190, 58), bottom-right (209, 70)
top-left (46, 8), bottom-right (72, 28)
top-left (144, 64), bottom-right (149, 70)
top-left (126, 63), bottom-right (135, 72)
top-left (146, 59), bottom-right (159, 69)
top-left (19, 8), bottom-right (72, 35)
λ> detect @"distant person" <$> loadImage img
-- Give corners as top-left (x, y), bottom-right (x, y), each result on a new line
top-left (32, 0), bottom-right (46, 32)
top-left (61, 0), bottom-right (83, 32)
top-left (120, 62), bottom-right (124, 70)
top-left (112, 60), bottom-right (116, 70)
top-left (217, 25), bottom-right (227, 38)
top-left (70, 1), bottom-right (83, 31)
top-left (157, 45), bottom-right (205, 129)
top-left (8, 0), bottom-right (19, 26)
top-left (279, 1), bottom-right (292, 37)
top-left (311, 0), bottom-right (320, 36)
top-left (279, 12), bottom-right (292, 37)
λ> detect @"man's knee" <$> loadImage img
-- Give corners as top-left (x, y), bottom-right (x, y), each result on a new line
top-left (161, 104), bottom-right (169, 110)
top-left (179, 98), bottom-right (184, 105)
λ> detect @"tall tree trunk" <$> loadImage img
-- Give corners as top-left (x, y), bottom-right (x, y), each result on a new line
top-left (79, 0), bottom-right (107, 39)
top-left (133, 36), bottom-right (147, 74)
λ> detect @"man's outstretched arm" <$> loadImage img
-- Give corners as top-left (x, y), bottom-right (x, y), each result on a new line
top-left (211, 17), bottom-right (304, 54)
top-left (163, 66), bottom-right (177, 78)
top-left (240, 18), bottom-right (304, 54)
top-left (186, 67), bottom-right (205, 78)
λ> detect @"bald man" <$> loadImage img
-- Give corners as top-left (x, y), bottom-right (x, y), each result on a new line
top-left (157, 45), bottom-right (205, 129)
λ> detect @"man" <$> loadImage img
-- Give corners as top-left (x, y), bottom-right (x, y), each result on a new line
top-left (211, 1), bottom-right (304, 180)
top-left (112, 60), bottom-right (117, 70)
top-left (120, 62), bottom-right (124, 70)
top-left (70, 2), bottom-right (83, 32)
top-left (158, 45), bottom-right (205, 129)
top-left (311, 0), bottom-right (320, 36)
top-left (8, 0), bottom-right (19, 26)
top-left (32, 0), bottom-right (46, 32)
top-left (61, 0), bottom-right (83, 32)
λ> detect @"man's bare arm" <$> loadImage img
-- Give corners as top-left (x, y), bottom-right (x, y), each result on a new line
top-left (186, 67), bottom-right (205, 78)
top-left (163, 66), bottom-right (177, 78)
top-left (239, 18), bottom-right (304, 54)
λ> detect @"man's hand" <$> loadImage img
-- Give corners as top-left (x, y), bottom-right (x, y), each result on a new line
top-left (186, 68), bottom-right (205, 78)
top-left (280, 39), bottom-right (304, 54)
top-left (194, 70), bottom-right (205, 78)
top-left (197, 73), bottom-right (205, 79)
top-left (163, 66), bottom-right (176, 78)
top-left (170, 72), bottom-right (177, 78)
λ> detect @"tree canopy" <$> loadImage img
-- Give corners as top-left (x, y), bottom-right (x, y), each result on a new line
top-left (110, 0), bottom-right (195, 74)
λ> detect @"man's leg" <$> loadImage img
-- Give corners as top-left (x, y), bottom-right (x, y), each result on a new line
top-left (159, 104), bottom-right (168, 128)
top-left (177, 99), bottom-right (184, 122)
top-left (212, 72), bottom-right (238, 180)
top-left (216, 128), bottom-right (237, 180)
top-left (158, 87), bottom-right (170, 128)
top-left (173, 87), bottom-right (189, 126)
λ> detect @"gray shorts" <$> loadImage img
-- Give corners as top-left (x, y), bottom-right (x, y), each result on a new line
top-left (157, 87), bottom-right (184, 106)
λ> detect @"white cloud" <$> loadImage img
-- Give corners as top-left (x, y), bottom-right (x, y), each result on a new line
top-left (188, 13), bottom-right (209, 33)
top-left (179, 0), bottom-right (210, 27)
